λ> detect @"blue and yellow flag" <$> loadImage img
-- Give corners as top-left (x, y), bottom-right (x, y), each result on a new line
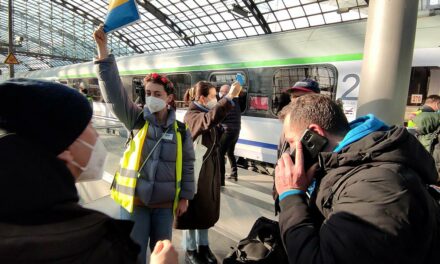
top-left (104, 0), bottom-right (141, 33)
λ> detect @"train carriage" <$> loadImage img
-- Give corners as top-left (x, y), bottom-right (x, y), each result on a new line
top-left (16, 15), bottom-right (440, 171)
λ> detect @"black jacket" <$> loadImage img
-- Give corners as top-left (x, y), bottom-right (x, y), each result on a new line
top-left (0, 133), bottom-right (139, 263)
top-left (279, 126), bottom-right (440, 264)
top-left (220, 97), bottom-right (241, 133)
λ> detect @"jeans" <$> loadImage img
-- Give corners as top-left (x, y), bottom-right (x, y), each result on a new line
top-left (120, 206), bottom-right (173, 264)
top-left (219, 131), bottom-right (240, 184)
top-left (184, 229), bottom-right (210, 251)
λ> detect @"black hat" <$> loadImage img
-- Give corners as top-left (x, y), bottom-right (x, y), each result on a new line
top-left (0, 78), bottom-right (93, 155)
top-left (287, 78), bottom-right (320, 94)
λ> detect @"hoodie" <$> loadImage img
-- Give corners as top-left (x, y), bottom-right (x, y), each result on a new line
top-left (279, 117), bottom-right (440, 264)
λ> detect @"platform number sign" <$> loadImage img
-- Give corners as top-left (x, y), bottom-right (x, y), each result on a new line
top-left (340, 74), bottom-right (360, 101)
top-left (411, 94), bottom-right (423, 104)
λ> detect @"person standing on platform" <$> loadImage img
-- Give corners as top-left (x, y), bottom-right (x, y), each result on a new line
top-left (93, 25), bottom-right (195, 264)
top-left (218, 84), bottom-right (241, 185)
top-left (175, 81), bottom-right (241, 264)
top-left (408, 94), bottom-right (440, 128)
top-left (273, 79), bottom-right (321, 213)
top-left (276, 94), bottom-right (440, 264)
top-left (0, 79), bottom-right (141, 263)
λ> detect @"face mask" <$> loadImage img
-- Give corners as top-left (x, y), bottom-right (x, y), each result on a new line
top-left (71, 138), bottom-right (108, 182)
top-left (218, 92), bottom-right (224, 98)
top-left (206, 98), bottom-right (217, 109)
top-left (145, 96), bottom-right (166, 113)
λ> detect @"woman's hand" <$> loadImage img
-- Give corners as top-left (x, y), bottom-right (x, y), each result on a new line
top-left (176, 198), bottom-right (188, 216)
top-left (225, 81), bottom-right (242, 99)
top-left (92, 24), bottom-right (109, 60)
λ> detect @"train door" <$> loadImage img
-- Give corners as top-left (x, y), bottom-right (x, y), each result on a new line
top-left (405, 66), bottom-right (440, 121)
top-left (167, 73), bottom-right (192, 109)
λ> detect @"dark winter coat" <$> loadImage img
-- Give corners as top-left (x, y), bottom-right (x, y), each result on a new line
top-left (414, 112), bottom-right (440, 182)
top-left (220, 97), bottom-right (241, 133)
top-left (279, 126), bottom-right (440, 264)
top-left (174, 98), bottom-right (233, 229)
top-left (0, 133), bottom-right (139, 264)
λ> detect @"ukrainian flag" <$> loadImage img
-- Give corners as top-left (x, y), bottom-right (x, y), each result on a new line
top-left (104, 0), bottom-right (141, 33)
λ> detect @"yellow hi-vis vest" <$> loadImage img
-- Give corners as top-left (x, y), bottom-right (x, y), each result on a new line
top-left (111, 121), bottom-right (183, 214)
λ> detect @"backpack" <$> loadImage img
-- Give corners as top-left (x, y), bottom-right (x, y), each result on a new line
top-left (223, 217), bottom-right (288, 264)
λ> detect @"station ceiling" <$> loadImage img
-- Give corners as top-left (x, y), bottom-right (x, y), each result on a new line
top-left (1, 0), bottom-right (434, 77)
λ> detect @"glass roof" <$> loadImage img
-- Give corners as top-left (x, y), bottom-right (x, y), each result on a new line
top-left (6, 0), bottom-right (436, 79)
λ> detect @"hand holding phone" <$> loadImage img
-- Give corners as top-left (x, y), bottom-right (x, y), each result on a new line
top-left (236, 73), bottom-right (245, 86)
top-left (290, 129), bottom-right (328, 171)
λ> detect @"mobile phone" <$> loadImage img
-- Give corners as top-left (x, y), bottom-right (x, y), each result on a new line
top-left (290, 129), bottom-right (328, 171)
top-left (236, 73), bottom-right (245, 86)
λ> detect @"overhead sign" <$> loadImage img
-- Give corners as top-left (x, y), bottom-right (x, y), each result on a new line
top-left (3, 53), bottom-right (19, 65)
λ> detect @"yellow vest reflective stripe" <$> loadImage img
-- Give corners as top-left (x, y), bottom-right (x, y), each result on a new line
top-left (407, 109), bottom-right (422, 128)
top-left (111, 121), bottom-right (183, 214)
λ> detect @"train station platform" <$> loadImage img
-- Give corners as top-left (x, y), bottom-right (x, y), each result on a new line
top-left (76, 132), bottom-right (277, 263)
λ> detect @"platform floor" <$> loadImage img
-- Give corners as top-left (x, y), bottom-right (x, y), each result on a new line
top-left (76, 132), bottom-right (277, 263)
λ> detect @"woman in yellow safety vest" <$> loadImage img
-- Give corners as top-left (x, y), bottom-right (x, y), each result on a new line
top-left (93, 26), bottom-right (195, 264)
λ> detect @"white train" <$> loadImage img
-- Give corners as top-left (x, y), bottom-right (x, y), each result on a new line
top-left (16, 15), bottom-right (440, 171)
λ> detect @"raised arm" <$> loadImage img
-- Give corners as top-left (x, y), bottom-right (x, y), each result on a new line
top-left (93, 25), bottom-right (142, 130)
top-left (184, 98), bottom-right (233, 140)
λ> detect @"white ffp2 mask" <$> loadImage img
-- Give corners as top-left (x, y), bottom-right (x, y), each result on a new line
top-left (71, 138), bottom-right (108, 182)
top-left (206, 98), bottom-right (217, 109)
top-left (145, 96), bottom-right (167, 113)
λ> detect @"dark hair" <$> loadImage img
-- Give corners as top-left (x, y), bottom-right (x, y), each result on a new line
top-left (80, 88), bottom-right (88, 95)
top-left (144, 73), bottom-right (175, 95)
top-left (288, 94), bottom-right (350, 137)
top-left (184, 81), bottom-right (215, 103)
top-left (425, 95), bottom-right (440, 104)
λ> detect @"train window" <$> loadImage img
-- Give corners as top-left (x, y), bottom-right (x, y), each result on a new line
top-left (249, 95), bottom-right (269, 111)
top-left (271, 65), bottom-right (337, 116)
top-left (209, 71), bottom-right (248, 113)
top-left (166, 73), bottom-right (192, 108)
top-left (69, 78), bottom-right (102, 102)
top-left (132, 74), bottom-right (191, 109)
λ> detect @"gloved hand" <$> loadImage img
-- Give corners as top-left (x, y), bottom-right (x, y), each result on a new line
top-left (226, 81), bottom-right (242, 99)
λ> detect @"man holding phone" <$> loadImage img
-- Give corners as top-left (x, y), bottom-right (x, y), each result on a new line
top-left (218, 82), bottom-right (242, 185)
top-left (275, 94), bottom-right (439, 263)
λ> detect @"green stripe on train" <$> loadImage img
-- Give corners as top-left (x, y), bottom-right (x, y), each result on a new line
top-left (59, 53), bottom-right (363, 79)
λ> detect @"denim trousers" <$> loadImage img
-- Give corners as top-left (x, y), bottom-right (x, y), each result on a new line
top-left (120, 206), bottom-right (173, 264)
top-left (184, 229), bottom-right (210, 251)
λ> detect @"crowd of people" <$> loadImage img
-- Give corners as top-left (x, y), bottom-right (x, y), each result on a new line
top-left (0, 24), bottom-right (439, 264)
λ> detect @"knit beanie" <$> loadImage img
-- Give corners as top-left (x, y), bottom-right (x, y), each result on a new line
top-left (0, 78), bottom-right (93, 155)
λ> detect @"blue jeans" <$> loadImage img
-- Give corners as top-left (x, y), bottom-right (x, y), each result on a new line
top-left (184, 229), bottom-right (210, 251)
top-left (120, 206), bottom-right (173, 264)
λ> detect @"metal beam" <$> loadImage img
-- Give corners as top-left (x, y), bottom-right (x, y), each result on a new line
top-left (0, 5), bottom-right (93, 55)
top-left (137, 0), bottom-right (195, 46)
top-left (49, 0), bottom-right (143, 53)
top-left (0, 25), bottom-right (71, 59)
top-left (242, 0), bottom-right (271, 34)
top-left (0, 48), bottom-right (88, 63)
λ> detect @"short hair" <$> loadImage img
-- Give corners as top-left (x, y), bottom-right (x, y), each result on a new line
top-left (425, 95), bottom-right (440, 105)
top-left (288, 94), bottom-right (350, 136)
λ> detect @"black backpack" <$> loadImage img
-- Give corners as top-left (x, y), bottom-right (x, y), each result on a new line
top-left (223, 217), bottom-right (288, 264)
